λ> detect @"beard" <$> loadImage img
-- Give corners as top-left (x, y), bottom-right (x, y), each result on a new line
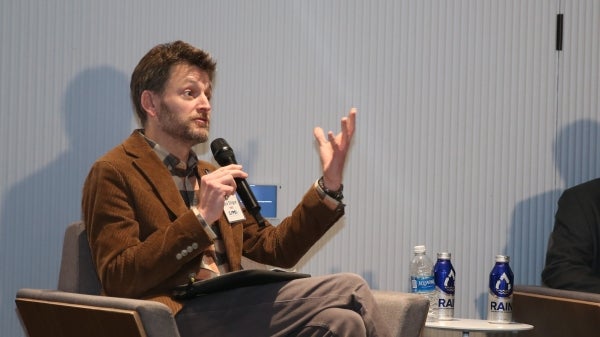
top-left (157, 102), bottom-right (209, 145)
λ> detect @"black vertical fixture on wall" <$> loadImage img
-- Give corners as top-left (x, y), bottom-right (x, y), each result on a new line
top-left (556, 13), bottom-right (564, 51)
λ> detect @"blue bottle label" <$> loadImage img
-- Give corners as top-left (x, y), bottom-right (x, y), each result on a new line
top-left (489, 263), bottom-right (514, 298)
top-left (411, 275), bottom-right (435, 293)
top-left (434, 261), bottom-right (456, 295)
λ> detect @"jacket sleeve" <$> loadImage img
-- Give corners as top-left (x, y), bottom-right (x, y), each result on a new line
top-left (240, 184), bottom-right (344, 269)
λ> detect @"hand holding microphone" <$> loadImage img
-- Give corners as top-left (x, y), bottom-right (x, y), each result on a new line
top-left (196, 164), bottom-right (246, 224)
top-left (211, 138), bottom-right (266, 226)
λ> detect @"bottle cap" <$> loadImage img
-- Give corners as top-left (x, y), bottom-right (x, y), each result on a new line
top-left (495, 255), bottom-right (510, 263)
top-left (437, 252), bottom-right (451, 259)
top-left (413, 245), bottom-right (426, 254)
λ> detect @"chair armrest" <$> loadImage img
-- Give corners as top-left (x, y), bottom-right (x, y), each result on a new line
top-left (372, 290), bottom-right (429, 337)
top-left (17, 288), bottom-right (427, 337)
top-left (16, 288), bottom-right (180, 337)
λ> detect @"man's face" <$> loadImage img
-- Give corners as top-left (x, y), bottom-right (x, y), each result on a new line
top-left (154, 63), bottom-right (212, 145)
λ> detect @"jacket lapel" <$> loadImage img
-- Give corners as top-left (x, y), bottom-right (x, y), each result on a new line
top-left (123, 131), bottom-right (189, 217)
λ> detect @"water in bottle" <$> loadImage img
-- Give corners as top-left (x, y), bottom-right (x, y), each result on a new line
top-left (434, 252), bottom-right (455, 320)
top-left (487, 255), bottom-right (514, 323)
top-left (410, 245), bottom-right (437, 321)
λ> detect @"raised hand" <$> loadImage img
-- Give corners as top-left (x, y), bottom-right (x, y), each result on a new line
top-left (313, 108), bottom-right (357, 191)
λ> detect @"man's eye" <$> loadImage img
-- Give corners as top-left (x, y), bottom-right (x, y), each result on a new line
top-left (183, 90), bottom-right (194, 97)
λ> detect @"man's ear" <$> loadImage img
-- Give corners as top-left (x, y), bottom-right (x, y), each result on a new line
top-left (141, 90), bottom-right (159, 118)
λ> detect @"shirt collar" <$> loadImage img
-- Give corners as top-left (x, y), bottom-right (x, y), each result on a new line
top-left (139, 130), bottom-right (199, 177)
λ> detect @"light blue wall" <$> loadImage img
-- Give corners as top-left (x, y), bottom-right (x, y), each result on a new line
top-left (2, 1), bottom-right (599, 336)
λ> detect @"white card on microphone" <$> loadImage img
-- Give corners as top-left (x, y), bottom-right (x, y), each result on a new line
top-left (223, 195), bottom-right (246, 223)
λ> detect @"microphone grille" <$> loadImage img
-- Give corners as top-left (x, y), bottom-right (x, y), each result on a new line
top-left (210, 138), bottom-right (235, 165)
top-left (210, 138), bottom-right (230, 155)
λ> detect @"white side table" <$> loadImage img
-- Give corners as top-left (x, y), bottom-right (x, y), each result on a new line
top-left (425, 318), bottom-right (533, 337)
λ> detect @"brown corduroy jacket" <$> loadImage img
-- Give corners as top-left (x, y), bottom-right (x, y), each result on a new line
top-left (82, 130), bottom-right (344, 314)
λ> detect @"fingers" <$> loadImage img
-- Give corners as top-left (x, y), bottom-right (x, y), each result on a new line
top-left (202, 165), bottom-right (247, 196)
top-left (339, 108), bottom-right (356, 144)
top-left (315, 107), bottom-right (357, 147)
top-left (211, 164), bottom-right (247, 180)
top-left (313, 126), bottom-right (326, 145)
top-left (196, 165), bottom-right (247, 223)
top-left (342, 108), bottom-right (357, 140)
top-left (327, 130), bottom-right (336, 144)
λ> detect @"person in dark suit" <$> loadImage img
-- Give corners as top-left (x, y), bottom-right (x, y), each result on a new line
top-left (82, 40), bottom-right (391, 337)
top-left (542, 178), bottom-right (600, 293)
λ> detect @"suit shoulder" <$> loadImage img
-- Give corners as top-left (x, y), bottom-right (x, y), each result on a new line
top-left (564, 178), bottom-right (600, 196)
top-left (560, 178), bottom-right (600, 208)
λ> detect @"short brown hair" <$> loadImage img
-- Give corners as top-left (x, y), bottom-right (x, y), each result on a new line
top-left (130, 41), bottom-right (217, 125)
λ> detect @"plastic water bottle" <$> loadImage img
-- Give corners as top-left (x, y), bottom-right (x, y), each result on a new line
top-left (487, 255), bottom-right (514, 323)
top-left (434, 252), bottom-right (455, 320)
top-left (410, 245), bottom-right (437, 321)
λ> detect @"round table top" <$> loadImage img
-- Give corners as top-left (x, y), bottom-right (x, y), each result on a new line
top-left (425, 318), bottom-right (534, 332)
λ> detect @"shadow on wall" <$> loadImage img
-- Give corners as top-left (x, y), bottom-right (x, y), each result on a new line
top-left (0, 66), bottom-right (131, 335)
top-left (506, 119), bottom-right (600, 284)
top-left (472, 119), bottom-right (600, 319)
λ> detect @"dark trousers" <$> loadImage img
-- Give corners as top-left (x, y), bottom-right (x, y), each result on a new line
top-left (175, 273), bottom-right (392, 337)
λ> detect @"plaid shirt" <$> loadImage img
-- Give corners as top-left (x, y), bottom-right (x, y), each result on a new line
top-left (142, 131), bottom-right (230, 277)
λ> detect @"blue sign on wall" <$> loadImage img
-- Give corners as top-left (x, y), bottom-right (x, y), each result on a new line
top-left (249, 184), bottom-right (278, 218)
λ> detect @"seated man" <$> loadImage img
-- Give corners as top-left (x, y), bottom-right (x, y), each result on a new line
top-left (542, 177), bottom-right (600, 293)
top-left (82, 40), bottom-right (391, 337)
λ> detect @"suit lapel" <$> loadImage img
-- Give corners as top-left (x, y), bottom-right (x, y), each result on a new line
top-left (123, 131), bottom-right (189, 217)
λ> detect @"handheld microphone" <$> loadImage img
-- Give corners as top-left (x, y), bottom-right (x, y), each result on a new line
top-left (210, 138), bottom-right (266, 227)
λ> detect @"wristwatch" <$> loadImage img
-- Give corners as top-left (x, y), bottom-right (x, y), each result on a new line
top-left (317, 176), bottom-right (344, 201)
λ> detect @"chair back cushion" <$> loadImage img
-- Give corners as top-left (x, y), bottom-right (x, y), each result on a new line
top-left (58, 221), bottom-right (102, 294)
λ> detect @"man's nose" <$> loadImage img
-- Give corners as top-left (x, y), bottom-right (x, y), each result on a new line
top-left (197, 93), bottom-right (211, 110)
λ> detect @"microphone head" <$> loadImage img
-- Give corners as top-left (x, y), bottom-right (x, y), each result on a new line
top-left (210, 138), bottom-right (237, 166)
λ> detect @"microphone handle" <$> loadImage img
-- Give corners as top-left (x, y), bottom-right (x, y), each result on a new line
top-left (234, 177), bottom-right (266, 227)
